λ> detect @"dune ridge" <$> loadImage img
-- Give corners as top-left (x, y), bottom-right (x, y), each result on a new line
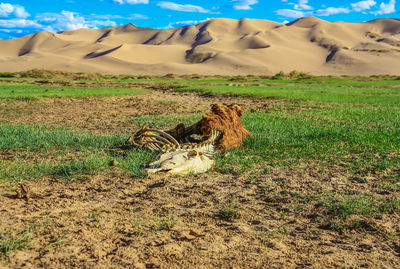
top-left (1, 17), bottom-right (400, 75)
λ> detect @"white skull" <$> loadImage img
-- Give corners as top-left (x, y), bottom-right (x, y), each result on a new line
top-left (145, 149), bottom-right (215, 175)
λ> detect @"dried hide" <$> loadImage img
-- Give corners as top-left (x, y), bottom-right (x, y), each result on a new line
top-left (166, 103), bottom-right (251, 150)
top-left (201, 103), bottom-right (251, 150)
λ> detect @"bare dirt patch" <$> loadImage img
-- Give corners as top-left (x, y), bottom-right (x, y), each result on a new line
top-left (0, 91), bottom-right (289, 135)
top-left (1, 166), bottom-right (399, 268)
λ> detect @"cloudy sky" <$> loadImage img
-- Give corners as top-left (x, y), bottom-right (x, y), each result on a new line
top-left (0, 0), bottom-right (398, 39)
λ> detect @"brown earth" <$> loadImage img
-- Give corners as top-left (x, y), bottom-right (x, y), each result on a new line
top-left (1, 168), bottom-right (399, 268)
top-left (1, 91), bottom-right (399, 268)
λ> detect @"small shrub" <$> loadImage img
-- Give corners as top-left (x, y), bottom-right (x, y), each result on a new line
top-left (216, 203), bottom-right (240, 221)
top-left (271, 71), bottom-right (287, 80)
top-left (163, 73), bottom-right (178, 79)
top-left (229, 75), bottom-right (249, 82)
top-left (0, 72), bottom-right (13, 78)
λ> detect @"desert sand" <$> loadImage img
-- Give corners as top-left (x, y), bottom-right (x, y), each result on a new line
top-left (0, 17), bottom-right (400, 75)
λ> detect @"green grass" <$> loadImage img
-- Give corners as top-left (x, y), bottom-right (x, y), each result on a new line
top-left (152, 215), bottom-right (178, 231)
top-left (168, 77), bottom-right (399, 176)
top-left (0, 229), bottom-right (33, 258)
top-left (1, 74), bottom-right (399, 182)
top-left (0, 217), bottom-right (67, 259)
top-left (2, 105), bottom-right (397, 183)
top-left (216, 202), bottom-right (240, 221)
top-left (0, 125), bottom-right (157, 182)
top-left (2, 70), bottom-right (399, 90)
top-left (215, 105), bottom-right (400, 176)
top-left (0, 84), bottom-right (149, 99)
top-left (0, 125), bottom-right (124, 150)
top-left (321, 193), bottom-right (400, 233)
top-left (323, 193), bottom-right (400, 219)
top-left (178, 84), bottom-right (400, 104)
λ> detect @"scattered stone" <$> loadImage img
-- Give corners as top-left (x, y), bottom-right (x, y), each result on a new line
top-left (15, 184), bottom-right (42, 201)
top-left (180, 231), bottom-right (196, 240)
top-left (189, 229), bottom-right (203, 237)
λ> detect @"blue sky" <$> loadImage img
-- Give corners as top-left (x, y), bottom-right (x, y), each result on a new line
top-left (0, 0), bottom-right (398, 39)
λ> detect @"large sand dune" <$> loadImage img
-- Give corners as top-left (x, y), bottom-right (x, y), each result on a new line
top-left (1, 17), bottom-right (400, 75)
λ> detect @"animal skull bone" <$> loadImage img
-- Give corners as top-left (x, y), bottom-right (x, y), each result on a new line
top-left (146, 149), bottom-right (215, 175)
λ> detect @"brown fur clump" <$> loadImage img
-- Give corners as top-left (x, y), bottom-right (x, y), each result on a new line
top-left (166, 103), bottom-right (251, 150)
top-left (200, 103), bottom-right (251, 150)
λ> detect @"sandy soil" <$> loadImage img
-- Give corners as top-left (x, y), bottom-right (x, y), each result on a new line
top-left (1, 17), bottom-right (400, 76)
top-left (0, 91), bottom-right (399, 268)
top-left (1, 170), bottom-right (399, 268)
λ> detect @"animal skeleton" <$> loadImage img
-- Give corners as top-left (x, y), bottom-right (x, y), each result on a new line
top-left (129, 126), bottom-right (221, 175)
top-left (128, 103), bottom-right (251, 175)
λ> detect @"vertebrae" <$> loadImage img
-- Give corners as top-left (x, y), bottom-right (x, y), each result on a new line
top-left (129, 126), bottom-right (221, 155)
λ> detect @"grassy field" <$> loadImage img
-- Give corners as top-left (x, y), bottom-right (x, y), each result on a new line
top-left (0, 84), bottom-right (149, 99)
top-left (0, 70), bottom-right (399, 267)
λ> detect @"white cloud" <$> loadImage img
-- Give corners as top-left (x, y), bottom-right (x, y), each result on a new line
top-left (294, 0), bottom-right (313, 11)
top-left (276, 9), bottom-right (307, 18)
top-left (232, 0), bottom-right (258, 10)
top-left (316, 7), bottom-right (351, 16)
top-left (351, 0), bottom-right (377, 11)
top-left (170, 20), bottom-right (202, 26)
top-left (0, 7), bottom-right (147, 39)
top-left (0, 3), bottom-right (13, 16)
top-left (277, 0), bottom-right (383, 18)
top-left (0, 18), bottom-right (40, 28)
top-left (89, 13), bottom-right (149, 20)
top-left (277, 4), bottom-right (353, 18)
top-left (88, 20), bottom-right (117, 28)
top-left (160, 18), bottom-right (221, 29)
top-left (157, 2), bottom-right (210, 13)
top-left (112, 0), bottom-right (149, 4)
top-left (36, 11), bottom-right (86, 31)
top-left (14, 6), bottom-right (29, 18)
top-left (161, 19), bottom-right (205, 29)
top-left (372, 0), bottom-right (396, 14)
top-left (126, 13), bottom-right (149, 19)
top-left (279, 0), bottom-right (393, 17)
top-left (36, 11), bottom-right (118, 32)
top-left (0, 3), bottom-right (29, 18)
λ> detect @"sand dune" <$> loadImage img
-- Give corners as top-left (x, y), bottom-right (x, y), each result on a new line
top-left (1, 17), bottom-right (400, 75)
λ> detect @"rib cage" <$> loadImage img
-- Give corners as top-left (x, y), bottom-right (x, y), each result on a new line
top-left (130, 126), bottom-right (221, 155)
